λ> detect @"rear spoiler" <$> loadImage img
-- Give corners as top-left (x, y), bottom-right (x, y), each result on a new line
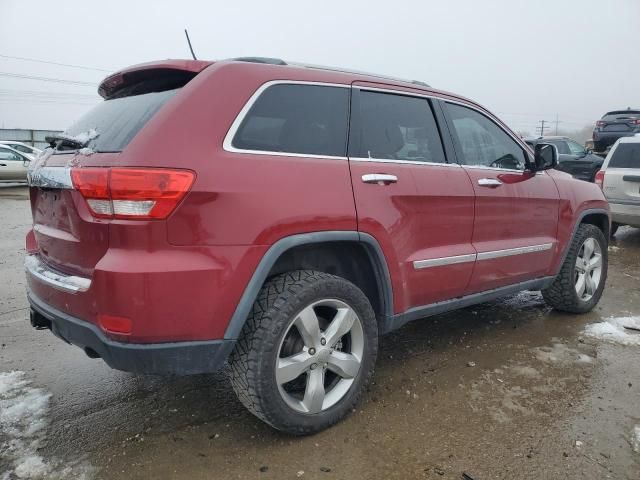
top-left (98, 59), bottom-right (212, 99)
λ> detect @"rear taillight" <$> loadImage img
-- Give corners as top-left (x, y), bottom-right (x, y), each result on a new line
top-left (633, 119), bottom-right (640, 125)
top-left (596, 120), bottom-right (605, 128)
top-left (595, 170), bottom-right (605, 190)
top-left (71, 167), bottom-right (195, 220)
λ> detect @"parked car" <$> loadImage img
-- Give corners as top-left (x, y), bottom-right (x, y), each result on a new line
top-left (0, 145), bottom-right (30, 182)
top-left (0, 141), bottom-right (41, 159)
top-left (524, 136), bottom-right (603, 182)
top-left (26, 58), bottom-right (610, 434)
top-left (595, 135), bottom-right (640, 236)
top-left (593, 108), bottom-right (640, 153)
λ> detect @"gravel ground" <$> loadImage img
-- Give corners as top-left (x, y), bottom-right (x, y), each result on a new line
top-left (1, 184), bottom-right (639, 480)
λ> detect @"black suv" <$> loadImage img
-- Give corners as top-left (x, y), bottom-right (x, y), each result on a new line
top-left (593, 109), bottom-right (640, 152)
top-left (525, 136), bottom-right (603, 182)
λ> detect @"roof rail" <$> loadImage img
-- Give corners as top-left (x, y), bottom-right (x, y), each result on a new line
top-left (231, 57), bottom-right (287, 66)
top-left (225, 57), bottom-right (431, 88)
top-left (292, 62), bottom-right (430, 87)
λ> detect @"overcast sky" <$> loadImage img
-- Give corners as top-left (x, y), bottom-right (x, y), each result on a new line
top-left (1, 0), bottom-right (638, 135)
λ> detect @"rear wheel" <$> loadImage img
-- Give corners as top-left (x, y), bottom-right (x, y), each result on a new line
top-left (229, 270), bottom-right (378, 435)
top-left (542, 224), bottom-right (607, 313)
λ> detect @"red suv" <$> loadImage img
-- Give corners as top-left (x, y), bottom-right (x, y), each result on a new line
top-left (26, 58), bottom-right (610, 434)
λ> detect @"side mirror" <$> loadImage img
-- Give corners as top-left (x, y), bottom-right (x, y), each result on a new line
top-left (533, 143), bottom-right (558, 171)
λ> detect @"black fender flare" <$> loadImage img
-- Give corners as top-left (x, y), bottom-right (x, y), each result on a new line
top-left (554, 208), bottom-right (610, 276)
top-left (223, 231), bottom-right (394, 340)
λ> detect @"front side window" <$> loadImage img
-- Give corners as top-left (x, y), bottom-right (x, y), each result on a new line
top-left (567, 140), bottom-right (586, 155)
top-left (232, 84), bottom-right (349, 157)
top-left (350, 91), bottom-right (446, 163)
top-left (546, 140), bottom-right (570, 155)
top-left (446, 103), bottom-right (526, 170)
top-left (0, 151), bottom-right (22, 161)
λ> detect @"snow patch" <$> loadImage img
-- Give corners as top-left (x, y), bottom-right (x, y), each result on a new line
top-left (0, 371), bottom-right (51, 478)
top-left (501, 291), bottom-right (545, 308)
top-left (57, 128), bottom-right (99, 146)
top-left (0, 371), bottom-right (95, 479)
top-left (583, 317), bottom-right (640, 346)
top-left (533, 343), bottom-right (594, 365)
top-left (632, 425), bottom-right (640, 454)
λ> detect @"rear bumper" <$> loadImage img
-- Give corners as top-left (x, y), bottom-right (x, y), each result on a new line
top-left (593, 131), bottom-right (639, 148)
top-left (609, 201), bottom-right (640, 227)
top-left (28, 290), bottom-right (235, 375)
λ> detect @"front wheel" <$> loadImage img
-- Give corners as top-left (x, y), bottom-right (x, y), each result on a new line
top-left (229, 270), bottom-right (378, 435)
top-left (542, 224), bottom-right (607, 313)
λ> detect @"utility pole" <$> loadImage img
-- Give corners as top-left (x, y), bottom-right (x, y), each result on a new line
top-left (553, 114), bottom-right (562, 135)
top-left (536, 120), bottom-right (550, 137)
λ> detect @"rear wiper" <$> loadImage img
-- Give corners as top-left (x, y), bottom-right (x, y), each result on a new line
top-left (45, 134), bottom-right (87, 149)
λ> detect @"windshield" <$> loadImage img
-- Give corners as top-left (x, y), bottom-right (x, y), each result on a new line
top-left (60, 89), bottom-right (178, 153)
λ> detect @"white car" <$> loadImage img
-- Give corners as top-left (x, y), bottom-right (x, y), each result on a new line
top-left (0, 145), bottom-right (31, 183)
top-left (596, 135), bottom-right (640, 235)
top-left (0, 141), bottom-right (41, 159)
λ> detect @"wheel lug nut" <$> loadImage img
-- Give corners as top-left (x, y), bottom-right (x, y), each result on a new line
top-left (309, 348), bottom-right (316, 355)
top-left (320, 338), bottom-right (326, 346)
top-left (310, 363), bottom-right (317, 370)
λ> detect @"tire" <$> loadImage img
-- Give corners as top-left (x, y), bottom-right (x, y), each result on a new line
top-left (610, 222), bottom-right (620, 238)
top-left (542, 224), bottom-right (607, 313)
top-left (228, 270), bottom-right (378, 435)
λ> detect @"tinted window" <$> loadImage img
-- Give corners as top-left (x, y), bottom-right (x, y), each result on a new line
top-left (603, 111), bottom-right (640, 121)
top-left (232, 84), bottom-right (349, 157)
top-left (351, 91), bottom-right (446, 163)
top-left (446, 103), bottom-right (526, 170)
top-left (609, 143), bottom-right (640, 168)
top-left (62, 89), bottom-right (178, 153)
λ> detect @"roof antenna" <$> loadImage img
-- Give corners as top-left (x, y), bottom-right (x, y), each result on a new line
top-left (184, 29), bottom-right (197, 60)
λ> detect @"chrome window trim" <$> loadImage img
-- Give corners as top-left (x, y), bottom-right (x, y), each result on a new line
top-left (476, 243), bottom-right (554, 261)
top-left (412, 242), bottom-right (554, 269)
top-left (222, 80), bottom-right (350, 160)
top-left (354, 85), bottom-right (533, 171)
top-left (350, 158), bottom-right (461, 167)
top-left (413, 253), bottom-right (476, 269)
top-left (25, 255), bottom-right (91, 294)
top-left (27, 166), bottom-right (73, 189)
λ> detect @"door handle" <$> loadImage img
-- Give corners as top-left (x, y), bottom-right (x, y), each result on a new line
top-left (0, 163), bottom-right (7, 167)
top-left (362, 174), bottom-right (398, 185)
top-left (477, 178), bottom-right (502, 187)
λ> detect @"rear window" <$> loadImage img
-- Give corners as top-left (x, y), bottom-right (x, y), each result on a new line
top-left (61, 89), bottom-right (178, 153)
top-left (232, 84), bottom-right (349, 157)
top-left (609, 143), bottom-right (640, 168)
top-left (603, 111), bottom-right (640, 121)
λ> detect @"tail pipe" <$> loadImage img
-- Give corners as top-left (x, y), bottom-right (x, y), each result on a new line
top-left (30, 309), bottom-right (51, 330)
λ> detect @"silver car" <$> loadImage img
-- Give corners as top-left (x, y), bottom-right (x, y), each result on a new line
top-left (598, 135), bottom-right (640, 235)
top-left (0, 145), bottom-right (31, 183)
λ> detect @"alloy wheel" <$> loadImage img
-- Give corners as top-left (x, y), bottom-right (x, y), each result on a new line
top-left (276, 299), bottom-right (364, 414)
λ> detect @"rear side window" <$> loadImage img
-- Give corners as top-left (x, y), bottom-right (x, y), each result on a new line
top-left (232, 84), bottom-right (349, 157)
top-left (609, 143), bottom-right (640, 168)
top-left (350, 91), bottom-right (446, 163)
top-left (62, 89), bottom-right (178, 153)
